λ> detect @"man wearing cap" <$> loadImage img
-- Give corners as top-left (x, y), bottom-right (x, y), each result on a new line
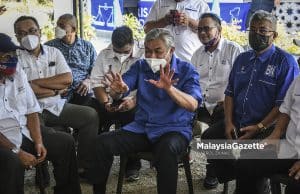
top-left (0, 33), bottom-right (81, 194)
top-left (13, 15), bottom-right (99, 176)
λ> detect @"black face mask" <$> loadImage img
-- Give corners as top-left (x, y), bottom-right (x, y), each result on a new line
top-left (249, 31), bottom-right (272, 52)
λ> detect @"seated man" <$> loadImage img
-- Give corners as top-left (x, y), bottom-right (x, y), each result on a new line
top-left (87, 28), bottom-right (202, 194)
top-left (0, 33), bottom-right (81, 194)
top-left (90, 25), bottom-right (144, 132)
top-left (205, 10), bottom-right (299, 190)
top-left (13, 16), bottom-right (99, 175)
top-left (46, 14), bottom-right (97, 104)
top-left (191, 12), bottom-right (244, 189)
top-left (90, 25), bottom-right (144, 181)
top-left (236, 75), bottom-right (300, 194)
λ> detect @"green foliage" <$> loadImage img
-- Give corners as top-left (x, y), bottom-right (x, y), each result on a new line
top-left (82, 13), bottom-right (96, 41)
top-left (123, 13), bottom-right (145, 40)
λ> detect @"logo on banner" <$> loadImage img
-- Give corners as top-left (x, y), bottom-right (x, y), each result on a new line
top-left (92, 2), bottom-right (114, 29)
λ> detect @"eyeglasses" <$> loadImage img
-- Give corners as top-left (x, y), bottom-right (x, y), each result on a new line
top-left (246, 28), bottom-right (274, 35)
top-left (16, 28), bottom-right (39, 37)
top-left (197, 26), bottom-right (217, 33)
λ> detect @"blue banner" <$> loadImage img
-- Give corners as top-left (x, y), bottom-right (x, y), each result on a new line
top-left (91, 0), bottom-right (124, 31)
top-left (138, 0), bottom-right (155, 26)
top-left (137, 0), bottom-right (251, 31)
top-left (208, 2), bottom-right (251, 31)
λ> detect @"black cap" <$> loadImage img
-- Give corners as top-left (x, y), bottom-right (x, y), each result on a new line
top-left (0, 33), bottom-right (20, 53)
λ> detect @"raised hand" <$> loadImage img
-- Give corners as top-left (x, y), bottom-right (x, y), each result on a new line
top-left (147, 63), bottom-right (178, 90)
top-left (103, 71), bottom-right (128, 98)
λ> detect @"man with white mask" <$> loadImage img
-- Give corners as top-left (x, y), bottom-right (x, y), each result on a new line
top-left (46, 14), bottom-right (97, 106)
top-left (13, 16), bottom-right (99, 177)
top-left (90, 25), bottom-right (144, 181)
top-left (87, 28), bottom-right (202, 194)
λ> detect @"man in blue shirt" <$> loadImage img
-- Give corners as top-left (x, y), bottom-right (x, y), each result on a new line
top-left (205, 10), bottom-right (299, 192)
top-left (87, 28), bottom-right (202, 194)
top-left (46, 14), bottom-right (97, 104)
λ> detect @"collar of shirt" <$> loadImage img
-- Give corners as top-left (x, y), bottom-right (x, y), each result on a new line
top-left (249, 44), bottom-right (276, 63)
top-left (59, 36), bottom-right (83, 48)
top-left (22, 44), bottom-right (46, 57)
top-left (199, 38), bottom-right (224, 54)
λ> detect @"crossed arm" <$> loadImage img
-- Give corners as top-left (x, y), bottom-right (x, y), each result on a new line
top-left (30, 72), bottom-right (72, 98)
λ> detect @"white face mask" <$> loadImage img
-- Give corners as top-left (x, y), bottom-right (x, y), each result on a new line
top-left (115, 52), bottom-right (131, 63)
top-left (55, 26), bottom-right (67, 39)
top-left (145, 58), bottom-right (167, 73)
top-left (21, 35), bottom-right (39, 51)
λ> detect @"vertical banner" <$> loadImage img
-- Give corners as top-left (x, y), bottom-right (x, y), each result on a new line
top-left (138, 0), bottom-right (156, 26)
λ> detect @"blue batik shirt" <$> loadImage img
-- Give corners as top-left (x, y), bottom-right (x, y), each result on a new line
top-left (225, 44), bottom-right (299, 129)
top-left (122, 54), bottom-right (202, 142)
top-left (46, 36), bottom-right (97, 100)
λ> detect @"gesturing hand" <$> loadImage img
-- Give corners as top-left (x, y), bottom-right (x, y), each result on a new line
top-left (102, 71), bottom-right (128, 97)
top-left (147, 63), bottom-right (178, 90)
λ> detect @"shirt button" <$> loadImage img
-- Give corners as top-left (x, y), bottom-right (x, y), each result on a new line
top-left (246, 98), bottom-right (248, 100)
top-left (4, 98), bottom-right (7, 101)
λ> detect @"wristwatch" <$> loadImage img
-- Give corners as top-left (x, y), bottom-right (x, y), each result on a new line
top-left (257, 122), bottom-right (267, 132)
top-left (11, 146), bottom-right (20, 154)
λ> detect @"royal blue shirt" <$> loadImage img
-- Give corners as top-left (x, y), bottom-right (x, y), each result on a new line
top-left (225, 44), bottom-right (299, 129)
top-left (46, 37), bottom-right (97, 99)
top-left (122, 55), bottom-right (202, 142)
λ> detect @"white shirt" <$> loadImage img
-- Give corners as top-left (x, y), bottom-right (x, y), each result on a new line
top-left (90, 42), bottom-right (144, 98)
top-left (17, 45), bottom-right (71, 116)
top-left (146, 0), bottom-right (210, 62)
top-left (278, 76), bottom-right (300, 158)
top-left (191, 38), bottom-right (244, 114)
top-left (0, 66), bottom-right (41, 148)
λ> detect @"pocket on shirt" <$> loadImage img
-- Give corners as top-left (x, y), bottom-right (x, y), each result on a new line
top-left (216, 62), bottom-right (231, 82)
top-left (184, 8), bottom-right (199, 20)
top-left (258, 79), bottom-right (276, 87)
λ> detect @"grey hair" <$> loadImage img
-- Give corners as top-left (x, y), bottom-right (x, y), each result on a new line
top-left (250, 10), bottom-right (277, 30)
top-left (58, 14), bottom-right (77, 31)
top-left (145, 28), bottom-right (175, 49)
